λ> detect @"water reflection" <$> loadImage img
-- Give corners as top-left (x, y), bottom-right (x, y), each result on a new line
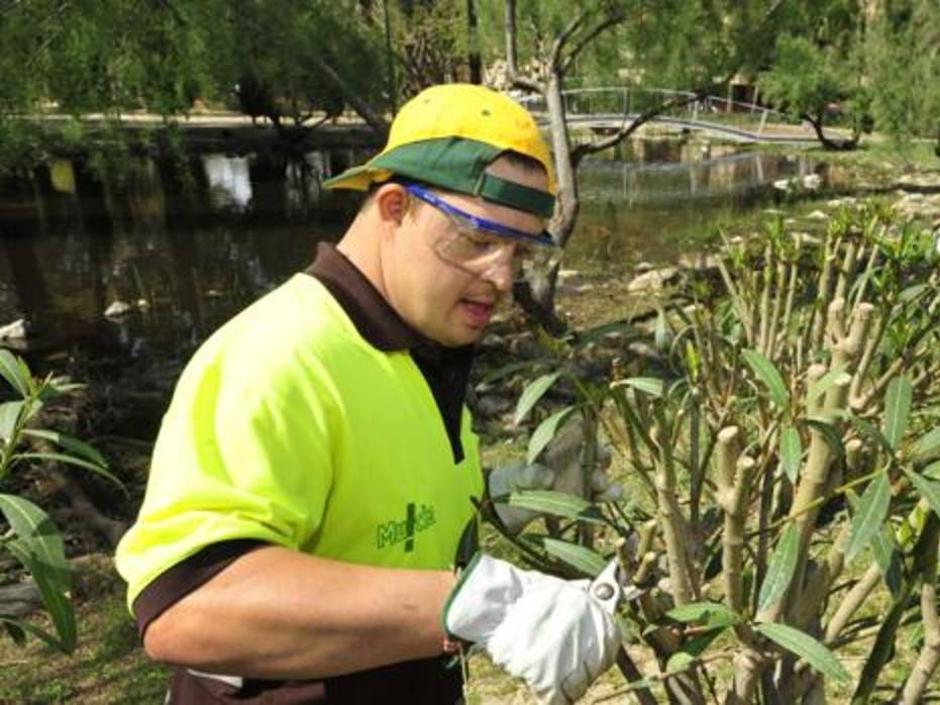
top-left (0, 139), bottom-right (818, 361)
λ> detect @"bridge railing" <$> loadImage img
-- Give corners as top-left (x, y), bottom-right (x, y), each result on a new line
top-left (516, 87), bottom-right (804, 135)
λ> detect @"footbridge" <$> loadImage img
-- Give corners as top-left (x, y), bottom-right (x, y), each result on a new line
top-left (517, 88), bottom-right (820, 144)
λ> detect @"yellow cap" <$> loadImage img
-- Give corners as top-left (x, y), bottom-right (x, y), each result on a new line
top-left (324, 84), bottom-right (556, 214)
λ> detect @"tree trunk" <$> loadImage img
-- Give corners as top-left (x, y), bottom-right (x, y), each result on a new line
top-left (802, 113), bottom-right (859, 151)
top-left (313, 56), bottom-right (389, 140)
top-left (514, 73), bottom-right (579, 334)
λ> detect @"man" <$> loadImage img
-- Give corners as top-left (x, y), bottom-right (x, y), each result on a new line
top-left (116, 84), bottom-right (619, 704)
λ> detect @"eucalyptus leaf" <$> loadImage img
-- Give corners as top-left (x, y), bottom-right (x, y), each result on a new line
top-left (806, 364), bottom-right (846, 405)
top-left (666, 601), bottom-right (740, 628)
top-left (513, 373), bottom-right (561, 426)
top-left (0, 494), bottom-right (70, 574)
top-left (846, 473), bottom-right (891, 562)
top-left (665, 628), bottom-right (726, 674)
top-left (0, 349), bottom-right (30, 398)
top-left (911, 427), bottom-right (940, 463)
top-left (779, 425), bottom-right (802, 483)
top-left (526, 406), bottom-right (576, 464)
top-left (870, 524), bottom-right (903, 598)
top-left (12, 453), bottom-right (125, 493)
top-left (540, 538), bottom-right (607, 577)
top-left (755, 622), bottom-right (850, 684)
top-left (882, 376), bottom-right (912, 451)
top-left (904, 468), bottom-right (940, 521)
top-left (848, 414), bottom-right (894, 456)
top-left (611, 377), bottom-right (664, 398)
top-left (742, 349), bottom-right (789, 408)
top-left (506, 490), bottom-right (606, 525)
top-left (800, 417), bottom-right (846, 459)
top-left (758, 524), bottom-right (800, 612)
top-left (0, 401), bottom-right (24, 443)
top-left (22, 429), bottom-right (108, 467)
top-left (4, 539), bottom-right (75, 653)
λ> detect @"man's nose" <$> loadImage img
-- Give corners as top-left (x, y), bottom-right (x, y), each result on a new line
top-left (482, 249), bottom-right (515, 294)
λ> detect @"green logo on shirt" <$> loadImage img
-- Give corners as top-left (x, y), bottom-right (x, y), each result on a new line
top-left (376, 503), bottom-right (436, 551)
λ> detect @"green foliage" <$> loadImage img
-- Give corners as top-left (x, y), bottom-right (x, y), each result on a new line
top-left (492, 202), bottom-right (940, 701)
top-left (0, 349), bottom-right (115, 653)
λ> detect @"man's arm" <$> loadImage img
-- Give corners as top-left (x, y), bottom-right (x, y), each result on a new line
top-left (143, 545), bottom-right (456, 679)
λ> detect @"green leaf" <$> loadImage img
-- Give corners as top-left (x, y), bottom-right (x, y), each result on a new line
top-left (11, 453), bottom-right (125, 493)
top-left (758, 524), bottom-right (800, 612)
top-left (665, 628), bottom-right (726, 674)
top-left (897, 283), bottom-right (927, 303)
top-left (0, 494), bottom-right (70, 574)
top-left (507, 490), bottom-right (606, 525)
top-left (911, 427), bottom-right (940, 463)
top-left (848, 414), bottom-right (894, 456)
top-left (526, 405), bottom-right (577, 464)
top-left (513, 373), bottom-right (561, 426)
top-left (742, 349), bottom-right (789, 408)
top-left (611, 377), bottom-right (664, 398)
top-left (540, 538), bottom-right (607, 577)
top-left (21, 429), bottom-right (108, 468)
top-left (0, 349), bottom-right (30, 398)
top-left (780, 425), bottom-right (802, 483)
top-left (870, 525), bottom-right (902, 598)
top-left (882, 376), bottom-right (912, 451)
top-left (800, 417), bottom-right (846, 459)
top-left (5, 539), bottom-right (76, 653)
top-left (0, 401), bottom-right (24, 443)
top-left (807, 364), bottom-right (846, 405)
top-left (755, 622), bottom-right (850, 684)
top-left (846, 473), bottom-right (891, 561)
top-left (904, 468), bottom-right (940, 521)
top-left (0, 616), bottom-right (68, 651)
top-left (666, 601), bottom-right (740, 628)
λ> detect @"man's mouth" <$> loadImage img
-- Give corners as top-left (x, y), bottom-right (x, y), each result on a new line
top-left (460, 299), bottom-right (495, 328)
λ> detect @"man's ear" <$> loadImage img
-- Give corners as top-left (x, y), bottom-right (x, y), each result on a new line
top-left (374, 183), bottom-right (409, 228)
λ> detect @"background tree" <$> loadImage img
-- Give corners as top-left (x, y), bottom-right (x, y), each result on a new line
top-left (491, 0), bottom-right (805, 333)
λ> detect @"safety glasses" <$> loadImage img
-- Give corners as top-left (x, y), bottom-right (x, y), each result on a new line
top-left (404, 183), bottom-right (554, 279)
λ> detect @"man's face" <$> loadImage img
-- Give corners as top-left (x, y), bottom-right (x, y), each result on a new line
top-left (380, 159), bottom-right (549, 347)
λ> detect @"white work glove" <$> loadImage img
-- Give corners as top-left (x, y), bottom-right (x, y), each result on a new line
top-left (489, 460), bottom-right (624, 534)
top-left (444, 554), bottom-right (620, 705)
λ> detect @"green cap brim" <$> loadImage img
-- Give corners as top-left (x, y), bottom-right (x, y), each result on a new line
top-left (323, 138), bottom-right (555, 219)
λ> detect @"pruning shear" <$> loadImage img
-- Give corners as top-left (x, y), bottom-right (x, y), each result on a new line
top-left (589, 556), bottom-right (650, 613)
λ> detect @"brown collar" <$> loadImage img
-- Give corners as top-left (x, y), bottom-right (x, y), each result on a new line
top-left (306, 243), bottom-right (424, 351)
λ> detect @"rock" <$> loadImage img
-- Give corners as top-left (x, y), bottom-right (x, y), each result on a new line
top-left (627, 267), bottom-right (678, 293)
top-left (678, 253), bottom-right (720, 273)
top-left (475, 395), bottom-right (512, 419)
top-left (806, 210), bottom-right (829, 221)
top-left (802, 174), bottom-right (823, 190)
top-left (104, 300), bottom-right (133, 319)
top-left (784, 218), bottom-right (798, 227)
top-left (634, 261), bottom-right (655, 274)
top-left (762, 208), bottom-right (784, 216)
top-left (0, 318), bottom-right (28, 341)
top-left (773, 178), bottom-right (793, 192)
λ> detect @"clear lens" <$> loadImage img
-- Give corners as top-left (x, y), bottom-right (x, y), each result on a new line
top-left (431, 210), bottom-right (535, 277)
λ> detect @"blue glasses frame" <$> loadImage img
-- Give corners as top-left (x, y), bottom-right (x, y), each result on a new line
top-left (404, 184), bottom-right (554, 247)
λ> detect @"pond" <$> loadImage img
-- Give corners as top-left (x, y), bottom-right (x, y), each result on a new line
top-left (0, 138), bottom-right (820, 365)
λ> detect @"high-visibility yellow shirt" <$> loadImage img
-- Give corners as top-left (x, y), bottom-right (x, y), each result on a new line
top-left (116, 273), bottom-right (483, 609)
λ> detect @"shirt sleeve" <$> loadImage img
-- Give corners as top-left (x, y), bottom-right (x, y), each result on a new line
top-left (115, 325), bottom-right (338, 612)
